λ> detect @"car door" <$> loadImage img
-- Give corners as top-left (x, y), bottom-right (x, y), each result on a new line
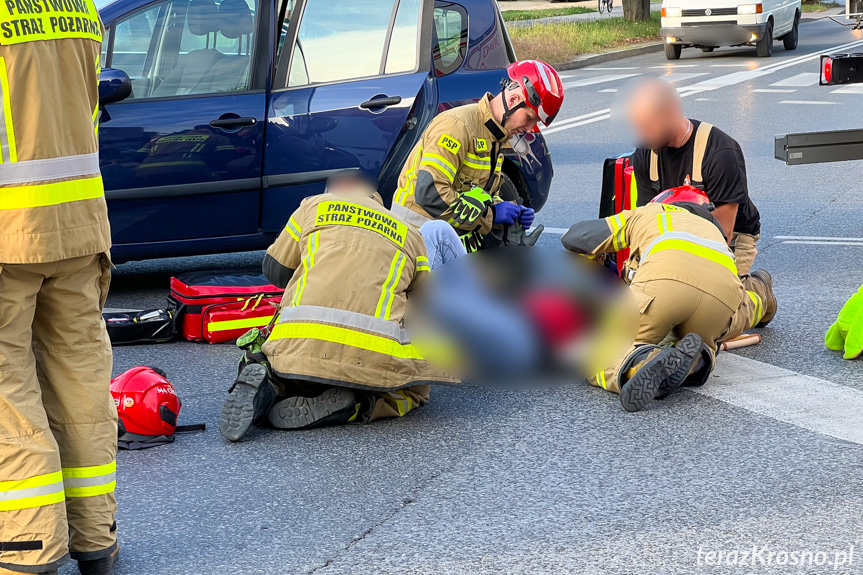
top-left (261, 0), bottom-right (432, 233)
top-left (99, 0), bottom-right (270, 245)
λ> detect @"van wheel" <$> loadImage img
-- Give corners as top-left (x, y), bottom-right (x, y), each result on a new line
top-left (700, 46), bottom-right (715, 52)
top-left (756, 20), bottom-right (773, 57)
top-left (664, 43), bottom-right (682, 60)
top-left (783, 12), bottom-right (799, 50)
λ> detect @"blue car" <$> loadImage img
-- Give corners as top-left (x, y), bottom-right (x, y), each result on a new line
top-left (96, 0), bottom-right (554, 262)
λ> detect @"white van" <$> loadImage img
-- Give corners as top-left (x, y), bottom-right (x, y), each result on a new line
top-left (659, 0), bottom-right (802, 59)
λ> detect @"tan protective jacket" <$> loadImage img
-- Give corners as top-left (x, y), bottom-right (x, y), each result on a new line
top-left (262, 191), bottom-right (458, 391)
top-left (0, 0), bottom-right (110, 264)
top-left (562, 203), bottom-right (744, 311)
top-left (391, 93), bottom-right (508, 252)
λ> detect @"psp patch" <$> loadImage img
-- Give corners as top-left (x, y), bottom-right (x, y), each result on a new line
top-left (438, 134), bottom-right (461, 155)
top-left (474, 138), bottom-right (489, 153)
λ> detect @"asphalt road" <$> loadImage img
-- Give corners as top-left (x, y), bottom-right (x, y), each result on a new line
top-left (75, 18), bottom-right (863, 575)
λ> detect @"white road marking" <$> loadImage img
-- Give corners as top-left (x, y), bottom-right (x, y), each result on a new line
top-left (778, 100), bottom-right (839, 105)
top-left (831, 84), bottom-right (863, 94)
top-left (696, 354), bottom-right (863, 447)
top-left (584, 66), bottom-right (639, 70)
top-left (782, 240), bottom-right (863, 245)
top-left (774, 235), bottom-right (863, 241)
top-left (537, 227), bottom-right (570, 235)
top-left (661, 72), bottom-right (711, 83)
top-left (563, 73), bottom-right (641, 88)
top-left (598, 88), bottom-right (618, 93)
top-left (650, 64), bottom-right (700, 68)
top-left (695, 98), bottom-right (716, 101)
top-left (710, 63), bottom-right (759, 67)
top-left (752, 88), bottom-right (796, 93)
top-left (770, 72), bottom-right (821, 87)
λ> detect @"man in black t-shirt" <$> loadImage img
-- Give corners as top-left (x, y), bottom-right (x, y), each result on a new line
top-left (624, 78), bottom-right (761, 275)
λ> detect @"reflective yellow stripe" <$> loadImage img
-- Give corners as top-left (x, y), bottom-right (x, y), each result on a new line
top-left (0, 57), bottom-right (16, 163)
top-left (420, 153), bottom-right (457, 183)
top-left (0, 175), bottom-right (103, 210)
top-left (630, 172), bottom-right (638, 206)
top-left (285, 216), bottom-right (301, 242)
top-left (416, 255), bottom-right (430, 272)
top-left (747, 291), bottom-right (763, 328)
top-left (647, 239), bottom-right (737, 275)
top-left (208, 315), bottom-right (275, 333)
top-left (390, 390), bottom-right (414, 416)
top-left (0, 0), bottom-right (102, 46)
top-left (656, 213), bottom-right (673, 234)
top-left (385, 255), bottom-right (407, 319)
top-left (463, 160), bottom-right (490, 170)
top-left (395, 146), bottom-right (422, 205)
top-left (270, 322), bottom-right (423, 359)
top-left (291, 231), bottom-right (320, 307)
top-left (0, 471), bottom-right (65, 511)
top-left (375, 252), bottom-right (406, 320)
top-left (596, 371), bottom-right (607, 390)
top-left (608, 214), bottom-right (627, 251)
top-left (466, 153), bottom-right (490, 163)
top-left (346, 402), bottom-right (362, 422)
top-left (62, 461), bottom-right (116, 498)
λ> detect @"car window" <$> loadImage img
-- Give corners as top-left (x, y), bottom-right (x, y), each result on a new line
top-left (433, 2), bottom-right (467, 76)
top-left (287, 0), bottom-right (418, 87)
top-left (276, 0), bottom-right (297, 60)
top-left (107, 0), bottom-right (257, 100)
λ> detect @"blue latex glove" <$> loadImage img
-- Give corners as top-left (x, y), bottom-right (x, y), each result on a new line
top-left (519, 206), bottom-right (535, 229)
top-left (493, 201), bottom-right (520, 225)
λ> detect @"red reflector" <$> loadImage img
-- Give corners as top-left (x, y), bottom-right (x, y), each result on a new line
top-left (661, 7), bottom-right (667, 16)
top-left (824, 57), bottom-right (833, 84)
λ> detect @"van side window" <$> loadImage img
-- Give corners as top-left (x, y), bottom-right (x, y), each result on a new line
top-left (433, 2), bottom-right (468, 76)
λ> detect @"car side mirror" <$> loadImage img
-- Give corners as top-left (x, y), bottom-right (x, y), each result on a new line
top-left (99, 68), bottom-right (132, 105)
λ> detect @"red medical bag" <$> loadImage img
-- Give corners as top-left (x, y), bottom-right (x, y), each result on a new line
top-left (600, 155), bottom-right (635, 278)
top-left (168, 269), bottom-right (284, 344)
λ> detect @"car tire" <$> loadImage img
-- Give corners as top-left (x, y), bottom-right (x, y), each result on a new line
top-left (756, 20), bottom-right (773, 57)
top-left (664, 43), bottom-right (682, 60)
top-left (783, 12), bottom-right (799, 51)
top-left (700, 46), bottom-right (715, 52)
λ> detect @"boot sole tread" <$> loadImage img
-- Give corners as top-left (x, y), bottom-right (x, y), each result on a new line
top-left (269, 388), bottom-right (355, 429)
top-left (219, 364), bottom-right (268, 442)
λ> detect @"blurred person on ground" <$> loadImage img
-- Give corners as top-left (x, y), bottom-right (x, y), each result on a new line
top-left (391, 60), bottom-right (564, 252)
top-left (561, 187), bottom-right (776, 412)
top-left (219, 170), bottom-right (460, 441)
top-left (0, 3), bottom-right (120, 574)
top-left (613, 76), bottom-right (762, 275)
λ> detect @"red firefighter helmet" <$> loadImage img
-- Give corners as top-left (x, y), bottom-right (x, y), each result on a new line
top-left (110, 366), bottom-right (181, 445)
top-left (650, 185), bottom-right (711, 206)
top-left (506, 60), bottom-right (565, 129)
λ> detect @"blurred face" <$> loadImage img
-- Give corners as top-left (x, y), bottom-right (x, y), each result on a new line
top-left (624, 79), bottom-right (683, 150)
top-left (326, 175), bottom-right (376, 198)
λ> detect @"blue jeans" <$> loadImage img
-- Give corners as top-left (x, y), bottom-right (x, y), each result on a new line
top-left (420, 220), bottom-right (466, 270)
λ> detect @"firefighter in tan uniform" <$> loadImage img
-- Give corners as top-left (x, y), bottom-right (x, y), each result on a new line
top-left (0, 1), bottom-right (118, 574)
top-left (219, 171), bottom-right (458, 442)
top-left (392, 60), bottom-right (565, 252)
top-left (562, 187), bottom-right (777, 412)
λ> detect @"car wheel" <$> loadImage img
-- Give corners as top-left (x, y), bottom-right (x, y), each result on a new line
top-left (783, 12), bottom-right (799, 50)
top-left (664, 43), bottom-right (682, 60)
top-left (756, 20), bottom-right (773, 57)
top-left (700, 47), bottom-right (715, 53)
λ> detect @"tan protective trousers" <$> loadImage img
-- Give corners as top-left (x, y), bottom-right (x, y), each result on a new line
top-left (0, 255), bottom-right (117, 574)
top-left (732, 232), bottom-right (760, 276)
top-left (591, 278), bottom-right (762, 394)
top-left (367, 385), bottom-right (430, 421)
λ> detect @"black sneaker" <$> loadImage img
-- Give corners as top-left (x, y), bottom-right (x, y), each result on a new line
top-left (269, 387), bottom-right (357, 430)
top-left (78, 544), bottom-right (119, 575)
top-left (619, 333), bottom-right (704, 412)
top-left (219, 364), bottom-right (276, 442)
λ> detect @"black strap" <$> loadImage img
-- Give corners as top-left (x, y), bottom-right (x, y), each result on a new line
top-left (0, 541), bottom-right (43, 552)
top-left (175, 423), bottom-right (206, 433)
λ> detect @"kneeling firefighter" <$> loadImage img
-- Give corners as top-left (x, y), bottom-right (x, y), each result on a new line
top-left (561, 186), bottom-right (777, 412)
top-left (391, 60), bottom-right (565, 252)
top-left (219, 171), bottom-right (458, 442)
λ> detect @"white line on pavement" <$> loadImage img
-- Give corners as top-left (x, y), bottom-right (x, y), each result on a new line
top-left (782, 240), bottom-right (863, 245)
top-left (563, 73), bottom-right (641, 88)
top-left (710, 63), bottom-right (759, 67)
top-left (778, 100), bottom-right (839, 105)
top-left (775, 235), bottom-right (863, 241)
top-left (696, 354), bottom-right (863, 446)
top-left (752, 88), bottom-right (797, 93)
top-left (650, 64), bottom-right (700, 68)
top-left (598, 88), bottom-right (618, 93)
top-left (537, 227), bottom-right (570, 235)
top-left (584, 66), bottom-right (639, 71)
top-left (695, 98), bottom-right (716, 101)
top-left (770, 72), bottom-right (821, 87)
top-left (661, 72), bottom-right (711, 83)
top-left (831, 84), bottom-right (863, 94)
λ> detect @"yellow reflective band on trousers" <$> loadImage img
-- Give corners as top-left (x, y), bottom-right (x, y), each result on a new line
top-left (389, 390), bottom-right (414, 416)
top-left (0, 0), bottom-right (103, 46)
top-left (375, 251), bottom-right (407, 320)
top-left (596, 370), bottom-right (608, 390)
top-left (62, 461), bottom-right (116, 498)
top-left (291, 231), bottom-right (320, 307)
top-left (270, 322), bottom-right (423, 360)
top-left (747, 290), bottom-right (763, 328)
top-left (0, 175), bottom-right (104, 210)
top-left (208, 315), bottom-right (276, 333)
top-left (0, 470), bottom-right (65, 511)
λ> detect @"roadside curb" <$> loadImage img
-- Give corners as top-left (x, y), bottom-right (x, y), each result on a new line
top-left (556, 42), bottom-right (663, 71)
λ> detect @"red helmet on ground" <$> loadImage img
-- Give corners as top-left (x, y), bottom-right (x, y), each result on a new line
top-left (110, 366), bottom-right (182, 448)
top-left (506, 60), bottom-right (565, 128)
top-left (650, 185), bottom-right (711, 207)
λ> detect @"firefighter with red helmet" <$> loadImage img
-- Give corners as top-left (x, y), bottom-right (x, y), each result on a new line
top-left (392, 60), bottom-right (564, 252)
top-left (561, 187), bottom-right (777, 412)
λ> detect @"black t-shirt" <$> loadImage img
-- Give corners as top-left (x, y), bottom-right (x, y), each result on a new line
top-left (631, 119), bottom-right (760, 235)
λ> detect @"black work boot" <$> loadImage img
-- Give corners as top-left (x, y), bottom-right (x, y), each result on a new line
top-left (269, 387), bottom-right (357, 430)
top-left (219, 363), bottom-right (277, 442)
top-left (655, 334), bottom-right (712, 400)
top-left (745, 269), bottom-right (777, 327)
top-left (619, 333), bottom-right (704, 412)
top-left (78, 544), bottom-right (119, 575)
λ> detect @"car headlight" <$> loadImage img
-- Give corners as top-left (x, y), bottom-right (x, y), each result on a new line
top-left (737, 3), bottom-right (763, 14)
top-left (662, 6), bottom-right (682, 17)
